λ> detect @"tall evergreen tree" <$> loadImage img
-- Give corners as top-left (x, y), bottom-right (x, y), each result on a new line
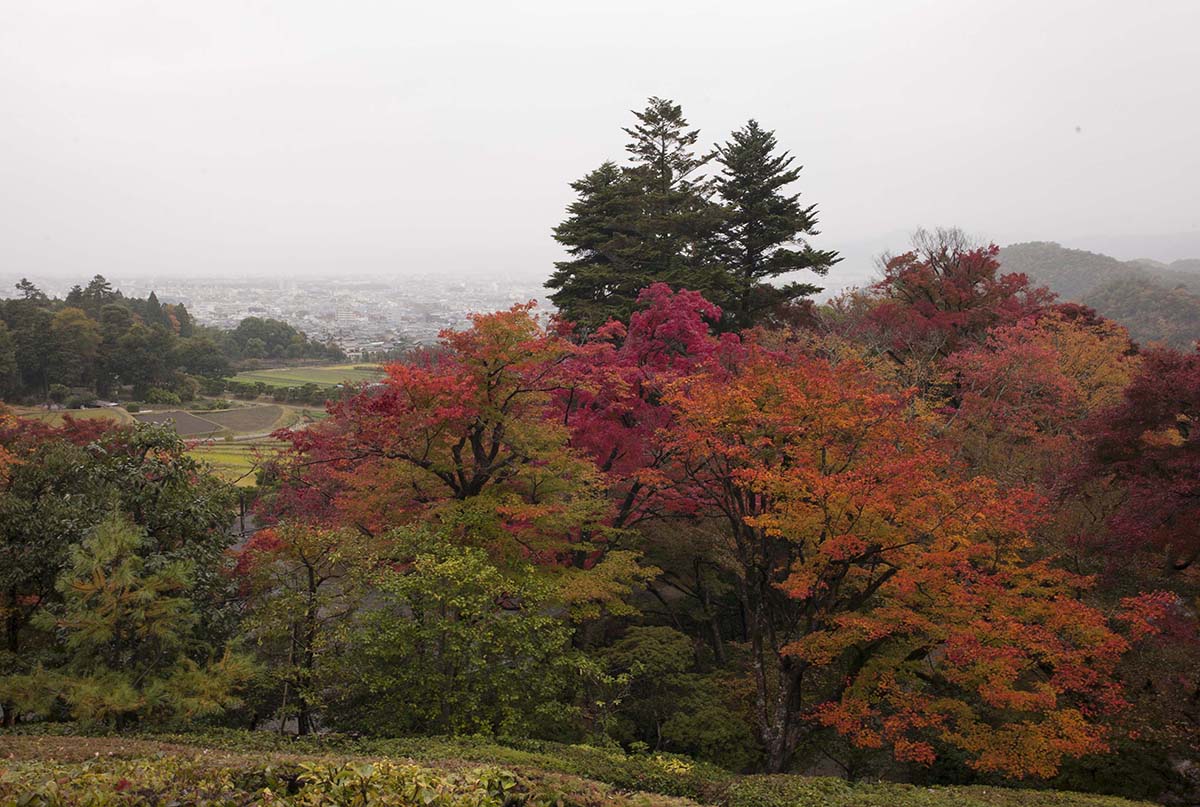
top-left (144, 291), bottom-right (171, 329)
top-left (712, 120), bottom-right (838, 328)
top-left (9, 306), bottom-right (53, 397)
top-left (621, 97), bottom-right (719, 286)
top-left (14, 279), bottom-right (47, 303)
top-left (546, 162), bottom-right (645, 331)
top-left (84, 274), bottom-right (113, 303)
top-left (64, 285), bottom-right (86, 309)
top-left (547, 98), bottom-right (720, 333)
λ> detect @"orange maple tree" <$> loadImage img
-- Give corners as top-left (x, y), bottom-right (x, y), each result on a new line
top-left (659, 342), bottom-right (1164, 775)
top-left (269, 304), bottom-right (609, 562)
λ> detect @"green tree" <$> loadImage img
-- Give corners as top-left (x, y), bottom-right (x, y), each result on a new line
top-left (8, 304), bottom-right (53, 397)
top-left (172, 336), bottom-right (231, 379)
top-left (0, 422), bottom-right (239, 727)
top-left (19, 513), bottom-right (252, 726)
top-left (239, 526), bottom-right (370, 734)
top-left (621, 97), bottom-right (719, 286)
top-left (0, 322), bottom-right (17, 398)
top-left (84, 275), bottom-right (115, 309)
top-left (546, 162), bottom-right (645, 332)
top-left (547, 98), bottom-right (720, 332)
top-left (96, 304), bottom-right (134, 397)
top-left (143, 291), bottom-right (172, 330)
top-left (115, 323), bottom-right (173, 399)
top-left (329, 528), bottom-right (574, 737)
top-left (712, 119), bottom-right (839, 328)
top-left (14, 279), bottom-right (47, 303)
top-left (48, 307), bottom-right (101, 388)
top-left (172, 302), bottom-right (195, 337)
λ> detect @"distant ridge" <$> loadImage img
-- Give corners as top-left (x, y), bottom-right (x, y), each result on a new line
top-left (999, 241), bottom-right (1200, 348)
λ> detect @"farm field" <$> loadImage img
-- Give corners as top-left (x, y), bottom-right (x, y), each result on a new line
top-left (13, 406), bottom-right (132, 427)
top-left (201, 404), bottom-right (290, 433)
top-left (231, 363), bottom-right (385, 388)
top-left (132, 409), bottom-right (225, 436)
top-left (188, 438), bottom-right (282, 486)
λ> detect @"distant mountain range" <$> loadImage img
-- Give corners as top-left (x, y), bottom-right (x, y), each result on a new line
top-left (998, 241), bottom-right (1200, 349)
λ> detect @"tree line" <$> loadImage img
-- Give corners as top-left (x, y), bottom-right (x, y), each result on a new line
top-left (0, 275), bottom-right (344, 405)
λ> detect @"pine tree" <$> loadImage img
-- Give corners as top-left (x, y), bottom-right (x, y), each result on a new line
top-left (546, 162), bottom-right (645, 331)
top-left (21, 514), bottom-right (252, 726)
top-left (547, 98), bottom-right (720, 333)
top-left (84, 274), bottom-right (113, 302)
top-left (14, 279), bottom-right (47, 303)
top-left (712, 120), bottom-right (838, 328)
top-left (621, 97), bottom-right (719, 288)
top-left (82, 275), bottom-right (115, 315)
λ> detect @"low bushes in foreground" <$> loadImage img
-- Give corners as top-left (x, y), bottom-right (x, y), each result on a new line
top-left (0, 733), bottom-right (1154, 807)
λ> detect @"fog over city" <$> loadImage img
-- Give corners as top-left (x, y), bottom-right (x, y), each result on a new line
top-left (2, 0), bottom-right (1198, 294)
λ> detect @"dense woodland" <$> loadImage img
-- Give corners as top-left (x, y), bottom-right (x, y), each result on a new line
top-left (0, 275), bottom-right (343, 405)
top-left (3, 99), bottom-right (1200, 804)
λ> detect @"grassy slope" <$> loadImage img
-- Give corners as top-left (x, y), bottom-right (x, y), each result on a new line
top-left (0, 732), bottom-right (1153, 807)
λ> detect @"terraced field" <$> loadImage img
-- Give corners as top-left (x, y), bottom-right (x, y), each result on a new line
top-left (15, 403), bottom-right (310, 486)
top-left (201, 405), bottom-right (288, 433)
top-left (231, 363), bottom-right (384, 388)
top-left (131, 410), bottom-right (224, 436)
top-left (188, 438), bottom-right (282, 486)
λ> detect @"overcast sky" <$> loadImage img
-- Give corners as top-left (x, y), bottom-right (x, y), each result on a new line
top-left (2, 0), bottom-right (1198, 290)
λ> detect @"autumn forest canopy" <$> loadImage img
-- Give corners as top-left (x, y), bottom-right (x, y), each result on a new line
top-left (4, 98), bottom-right (1200, 804)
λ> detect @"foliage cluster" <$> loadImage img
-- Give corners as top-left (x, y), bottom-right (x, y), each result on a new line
top-left (0, 276), bottom-right (343, 405)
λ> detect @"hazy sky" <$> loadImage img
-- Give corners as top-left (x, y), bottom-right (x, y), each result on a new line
top-left (2, 0), bottom-right (1198, 289)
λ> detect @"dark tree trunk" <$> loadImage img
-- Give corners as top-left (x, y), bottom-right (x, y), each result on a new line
top-left (3, 590), bottom-right (21, 727)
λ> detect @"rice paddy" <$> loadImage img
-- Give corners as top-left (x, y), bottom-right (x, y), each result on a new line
top-left (187, 438), bottom-right (283, 486)
top-left (229, 363), bottom-right (385, 388)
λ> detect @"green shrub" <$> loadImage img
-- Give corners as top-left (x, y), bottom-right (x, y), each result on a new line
top-left (145, 387), bottom-right (182, 405)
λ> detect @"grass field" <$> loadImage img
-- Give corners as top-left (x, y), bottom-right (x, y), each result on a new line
top-left (188, 438), bottom-right (282, 486)
top-left (0, 732), bottom-right (1155, 807)
top-left (231, 363), bottom-right (385, 388)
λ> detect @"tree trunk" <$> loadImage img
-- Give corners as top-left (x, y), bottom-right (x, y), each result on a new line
top-left (3, 591), bottom-right (21, 727)
top-left (698, 575), bottom-right (726, 665)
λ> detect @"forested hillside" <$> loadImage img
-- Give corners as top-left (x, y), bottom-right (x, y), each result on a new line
top-left (999, 241), bottom-right (1200, 347)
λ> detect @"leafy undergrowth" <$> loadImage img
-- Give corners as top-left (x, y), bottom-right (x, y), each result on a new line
top-left (0, 732), bottom-right (1153, 807)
